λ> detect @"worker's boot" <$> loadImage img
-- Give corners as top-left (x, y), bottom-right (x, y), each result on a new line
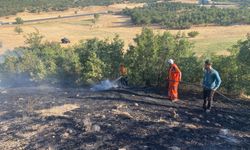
top-left (204, 101), bottom-right (211, 113)
top-left (172, 99), bottom-right (179, 102)
top-left (206, 104), bottom-right (211, 113)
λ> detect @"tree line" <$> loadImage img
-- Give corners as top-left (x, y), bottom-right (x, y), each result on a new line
top-left (0, 28), bottom-right (249, 96)
top-left (122, 2), bottom-right (250, 29)
top-left (0, 0), bottom-right (158, 17)
top-left (214, 0), bottom-right (250, 7)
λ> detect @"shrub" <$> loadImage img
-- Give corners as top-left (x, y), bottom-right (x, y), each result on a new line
top-left (15, 17), bottom-right (24, 24)
top-left (188, 31), bottom-right (199, 38)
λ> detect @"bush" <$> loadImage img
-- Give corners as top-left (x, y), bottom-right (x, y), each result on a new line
top-left (24, 31), bottom-right (44, 49)
top-left (56, 47), bottom-right (82, 86)
top-left (212, 55), bottom-right (240, 95)
top-left (15, 17), bottom-right (24, 24)
top-left (107, 10), bottom-right (113, 14)
top-left (236, 36), bottom-right (250, 95)
top-left (188, 31), bottom-right (199, 38)
top-left (76, 35), bottom-right (124, 82)
top-left (178, 56), bottom-right (203, 83)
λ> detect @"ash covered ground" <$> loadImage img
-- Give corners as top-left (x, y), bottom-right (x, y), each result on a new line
top-left (0, 85), bottom-right (250, 150)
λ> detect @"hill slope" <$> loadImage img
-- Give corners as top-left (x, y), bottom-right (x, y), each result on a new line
top-left (0, 86), bottom-right (249, 149)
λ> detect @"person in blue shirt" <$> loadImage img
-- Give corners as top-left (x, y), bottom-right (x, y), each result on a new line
top-left (203, 60), bottom-right (221, 112)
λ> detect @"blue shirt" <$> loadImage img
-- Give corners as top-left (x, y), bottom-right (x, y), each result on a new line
top-left (203, 68), bottom-right (221, 90)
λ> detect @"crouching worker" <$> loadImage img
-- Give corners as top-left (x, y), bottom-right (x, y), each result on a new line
top-left (166, 59), bottom-right (182, 102)
top-left (119, 64), bottom-right (128, 87)
top-left (203, 60), bottom-right (221, 112)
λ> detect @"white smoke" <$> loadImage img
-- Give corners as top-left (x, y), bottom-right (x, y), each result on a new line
top-left (90, 78), bottom-right (120, 92)
top-left (0, 55), bottom-right (4, 64)
top-left (0, 55), bottom-right (5, 88)
top-left (0, 49), bottom-right (34, 88)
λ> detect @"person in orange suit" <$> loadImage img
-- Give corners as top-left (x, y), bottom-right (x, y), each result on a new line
top-left (166, 59), bottom-right (182, 102)
top-left (119, 64), bottom-right (128, 86)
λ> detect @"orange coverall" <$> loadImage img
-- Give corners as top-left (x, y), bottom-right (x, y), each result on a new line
top-left (119, 65), bottom-right (127, 76)
top-left (168, 63), bottom-right (181, 100)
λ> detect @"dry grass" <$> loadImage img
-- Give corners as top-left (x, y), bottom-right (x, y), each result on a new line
top-left (0, 111), bottom-right (7, 117)
top-left (112, 109), bottom-right (134, 119)
top-left (0, 3), bottom-right (249, 55)
top-left (183, 25), bottom-right (250, 55)
top-left (36, 104), bottom-right (80, 117)
top-left (0, 3), bottom-right (145, 22)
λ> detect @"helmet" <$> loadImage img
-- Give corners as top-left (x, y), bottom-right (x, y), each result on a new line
top-left (167, 59), bottom-right (174, 65)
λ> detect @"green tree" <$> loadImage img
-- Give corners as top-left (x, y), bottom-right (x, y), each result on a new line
top-left (19, 51), bottom-right (47, 81)
top-left (125, 28), bottom-right (158, 85)
top-left (236, 35), bottom-right (250, 95)
top-left (125, 28), bottom-right (193, 85)
top-left (24, 31), bottom-right (44, 49)
top-left (178, 56), bottom-right (202, 83)
top-left (83, 52), bottom-right (105, 85)
top-left (96, 35), bottom-right (124, 78)
top-left (1, 55), bottom-right (19, 74)
top-left (15, 17), bottom-right (24, 24)
top-left (56, 47), bottom-right (82, 85)
top-left (212, 55), bottom-right (240, 95)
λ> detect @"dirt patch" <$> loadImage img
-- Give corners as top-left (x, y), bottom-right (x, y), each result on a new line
top-left (0, 111), bottom-right (7, 117)
top-left (36, 104), bottom-right (80, 117)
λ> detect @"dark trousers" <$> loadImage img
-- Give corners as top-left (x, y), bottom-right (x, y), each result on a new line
top-left (120, 76), bottom-right (128, 86)
top-left (203, 88), bottom-right (215, 110)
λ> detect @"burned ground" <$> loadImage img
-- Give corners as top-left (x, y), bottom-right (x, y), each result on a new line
top-left (0, 86), bottom-right (249, 150)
